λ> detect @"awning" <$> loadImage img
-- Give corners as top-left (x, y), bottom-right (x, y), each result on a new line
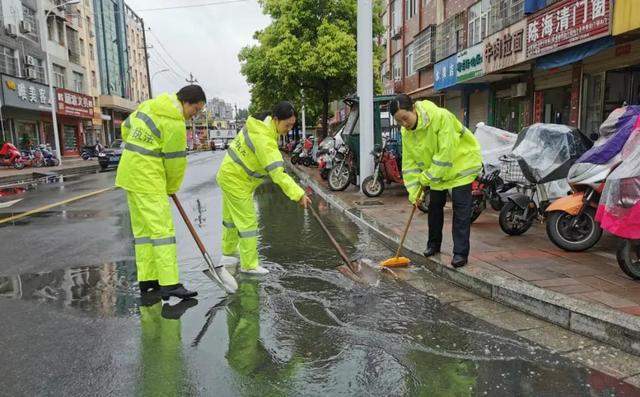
top-left (535, 37), bottom-right (616, 70)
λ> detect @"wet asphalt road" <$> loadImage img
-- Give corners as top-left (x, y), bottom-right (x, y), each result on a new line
top-left (1, 151), bottom-right (639, 397)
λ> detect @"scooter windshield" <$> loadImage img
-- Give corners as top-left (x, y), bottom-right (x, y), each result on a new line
top-left (511, 123), bottom-right (590, 184)
top-left (596, 130), bottom-right (640, 239)
top-left (474, 123), bottom-right (517, 167)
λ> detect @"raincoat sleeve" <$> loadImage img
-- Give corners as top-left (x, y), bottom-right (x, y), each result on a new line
top-left (162, 120), bottom-right (188, 194)
top-left (419, 110), bottom-right (460, 187)
top-left (402, 140), bottom-right (422, 204)
top-left (255, 135), bottom-right (305, 202)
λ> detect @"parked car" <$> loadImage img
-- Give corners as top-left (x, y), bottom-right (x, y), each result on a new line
top-left (98, 139), bottom-right (125, 170)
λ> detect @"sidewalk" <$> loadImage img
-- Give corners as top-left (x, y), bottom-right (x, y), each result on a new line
top-left (287, 158), bottom-right (640, 356)
top-left (0, 158), bottom-right (100, 185)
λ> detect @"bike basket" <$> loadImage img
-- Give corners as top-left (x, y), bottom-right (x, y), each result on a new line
top-left (499, 155), bottom-right (527, 184)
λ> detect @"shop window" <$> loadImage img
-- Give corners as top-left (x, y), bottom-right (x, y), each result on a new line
top-left (63, 125), bottom-right (78, 153)
top-left (15, 121), bottom-right (39, 149)
top-left (542, 86), bottom-right (571, 124)
top-left (581, 73), bottom-right (605, 139)
top-left (0, 45), bottom-right (18, 76)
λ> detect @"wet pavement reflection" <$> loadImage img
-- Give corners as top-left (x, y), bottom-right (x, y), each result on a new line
top-left (1, 153), bottom-right (639, 396)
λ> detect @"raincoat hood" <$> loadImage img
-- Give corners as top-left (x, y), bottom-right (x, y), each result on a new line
top-left (148, 93), bottom-right (184, 121)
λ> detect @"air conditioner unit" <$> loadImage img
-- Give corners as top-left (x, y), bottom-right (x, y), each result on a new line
top-left (5, 24), bottom-right (18, 37)
top-left (511, 82), bottom-right (527, 98)
top-left (26, 67), bottom-right (38, 80)
top-left (25, 55), bottom-right (37, 66)
top-left (20, 21), bottom-right (33, 34)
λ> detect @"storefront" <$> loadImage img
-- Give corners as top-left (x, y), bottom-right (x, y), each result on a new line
top-left (456, 43), bottom-right (488, 129)
top-left (434, 54), bottom-right (464, 120)
top-left (0, 74), bottom-right (52, 149)
top-left (527, 0), bottom-right (612, 130)
top-left (56, 88), bottom-right (95, 156)
top-left (98, 95), bottom-right (137, 145)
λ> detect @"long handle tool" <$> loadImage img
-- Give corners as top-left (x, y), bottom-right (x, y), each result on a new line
top-left (380, 187), bottom-right (424, 267)
top-left (171, 194), bottom-right (238, 294)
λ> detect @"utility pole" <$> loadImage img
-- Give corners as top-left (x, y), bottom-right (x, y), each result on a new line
top-left (301, 90), bottom-right (306, 139)
top-left (357, 0), bottom-right (374, 193)
top-left (185, 73), bottom-right (198, 149)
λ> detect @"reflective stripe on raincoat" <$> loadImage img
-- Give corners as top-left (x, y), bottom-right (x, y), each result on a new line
top-left (115, 93), bottom-right (187, 194)
top-left (402, 100), bottom-right (482, 203)
top-left (217, 116), bottom-right (304, 201)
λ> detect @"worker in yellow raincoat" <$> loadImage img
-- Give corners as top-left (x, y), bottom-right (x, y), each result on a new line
top-left (391, 94), bottom-right (482, 268)
top-left (216, 102), bottom-right (312, 275)
top-left (116, 85), bottom-right (205, 300)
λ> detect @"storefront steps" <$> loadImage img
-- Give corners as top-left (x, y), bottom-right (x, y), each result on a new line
top-left (286, 158), bottom-right (640, 359)
top-left (0, 158), bottom-right (101, 186)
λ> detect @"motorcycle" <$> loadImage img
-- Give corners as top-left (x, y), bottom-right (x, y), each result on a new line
top-left (299, 137), bottom-right (317, 167)
top-left (35, 144), bottom-right (59, 167)
top-left (290, 141), bottom-right (304, 165)
top-left (317, 135), bottom-right (337, 180)
top-left (595, 125), bottom-right (640, 279)
top-left (0, 142), bottom-right (26, 169)
top-left (545, 106), bottom-right (639, 251)
top-left (498, 124), bottom-right (591, 236)
top-left (328, 144), bottom-right (357, 191)
top-left (81, 144), bottom-right (102, 160)
top-left (362, 139), bottom-right (403, 197)
top-left (470, 164), bottom-right (517, 223)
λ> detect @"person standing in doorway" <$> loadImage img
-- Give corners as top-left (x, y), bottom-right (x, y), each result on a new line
top-left (116, 85), bottom-right (205, 300)
top-left (216, 101), bottom-right (312, 275)
top-left (390, 94), bottom-right (482, 268)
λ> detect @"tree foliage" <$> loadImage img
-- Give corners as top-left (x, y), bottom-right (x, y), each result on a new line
top-left (239, 0), bottom-right (383, 137)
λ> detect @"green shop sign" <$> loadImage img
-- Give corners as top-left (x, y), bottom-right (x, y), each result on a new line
top-left (456, 43), bottom-right (485, 83)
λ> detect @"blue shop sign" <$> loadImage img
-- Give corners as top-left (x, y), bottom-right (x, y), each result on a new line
top-left (434, 54), bottom-right (457, 91)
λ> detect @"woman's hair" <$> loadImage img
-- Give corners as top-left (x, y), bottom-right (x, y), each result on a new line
top-left (389, 94), bottom-right (413, 116)
top-left (252, 101), bottom-right (296, 121)
top-left (176, 85), bottom-right (206, 104)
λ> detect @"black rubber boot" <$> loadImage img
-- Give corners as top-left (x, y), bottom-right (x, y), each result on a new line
top-left (139, 280), bottom-right (160, 294)
top-left (423, 247), bottom-right (441, 258)
top-left (451, 255), bottom-right (468, 268)
top-left (160, 284), bottom-right (198, 301)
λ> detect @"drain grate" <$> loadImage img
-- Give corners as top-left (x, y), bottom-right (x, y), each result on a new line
top-left (355, 200), bottom-right (384, 206)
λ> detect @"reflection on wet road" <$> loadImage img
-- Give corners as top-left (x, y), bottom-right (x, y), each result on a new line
top-left (0, 152), bottom-right (638, 396)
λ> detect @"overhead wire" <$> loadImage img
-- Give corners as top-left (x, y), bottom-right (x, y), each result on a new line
top-left (134, 0), bottom-right (248, 12)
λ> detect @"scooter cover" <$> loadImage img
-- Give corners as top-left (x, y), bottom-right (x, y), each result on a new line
top-left (596, 130), bottom-right (640, 239)
top-left (474, 122), bottom-right (518, 167)
top-left (511, 123), bottom-right (591, 184)
top-left (576, 106), bottom-right (640, 165)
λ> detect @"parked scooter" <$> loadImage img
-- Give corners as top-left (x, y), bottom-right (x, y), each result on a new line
top-left (36, 144), bottom-right (59, 167)
top-left (290, 141), bottom-right (304, 165)
top-left (361, 139), bottom-right (403, 197)
top-left (0, 142), bottom-right (26, 169)
top-left (595, 127), bottom-right (640, 279)
top-left (499, 124), bottom-right (591, 236)
top-left (317, 135), bottom-right (336, 180)
top-left (470, 164), bottom-right (518, 223)
top-left (81, 144), bottom-right (102, 160)
top-left (545, 106), bottom-right (639, 251)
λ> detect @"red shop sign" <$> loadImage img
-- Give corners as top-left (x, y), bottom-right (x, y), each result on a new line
top-left (56, 88), bottom-right (94, 119)
top-left (526, 0), bottom-right (610, 59)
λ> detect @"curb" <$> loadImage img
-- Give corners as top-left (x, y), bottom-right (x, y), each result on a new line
top-left (287, 160), bottom-right (640, 357)
top-left (0, 163), bottom-right (101, 186)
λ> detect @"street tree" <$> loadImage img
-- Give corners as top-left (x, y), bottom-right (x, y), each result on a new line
top-left (239, 0), bottom-right (383, 138)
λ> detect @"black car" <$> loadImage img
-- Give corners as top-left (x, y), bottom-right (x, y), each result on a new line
top-left (98, 139), bottom-right (125, 170)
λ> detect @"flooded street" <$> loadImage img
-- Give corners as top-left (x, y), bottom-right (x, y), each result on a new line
top-left (0, 152), bottom-right (638, 396)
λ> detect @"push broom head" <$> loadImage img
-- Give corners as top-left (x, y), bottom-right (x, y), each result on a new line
top-left (380, 256), bottom-right (411, 267)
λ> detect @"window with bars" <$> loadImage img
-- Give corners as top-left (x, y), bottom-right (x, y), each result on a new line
top-left (392, 52), bottom-right (402, 81)
top-left (67, 27), bottom-right (81, 64)
top-left (488, 0), bottom-right (524, 36)
top-left (406, 0), bottom-right (418, 20)
top-left (53, 64), bottom-right (66, 88)
top-left (21, 5), bottom-right (39, 43)
top-left (73, 72), bottom-right (84, 92)
top-left (405, 42), bottom-right (416, 77)
top-left (413, 25), bottom-right (435, 70)
top-left (0, 46), bottom-right (18, 76)
top-left (435, 14), bottom-right (464, 61)
top-left (57, 18), bottom-right (65, 45)
top-left (391, 0), bottom-right (402, 35)
top-left (468, 0), bottom-right (491, 46)
top-left (25, 56), bottom-right (46, 83)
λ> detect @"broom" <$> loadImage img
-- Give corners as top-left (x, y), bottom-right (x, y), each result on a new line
top-left (381, 187), bottom-right (424, 267)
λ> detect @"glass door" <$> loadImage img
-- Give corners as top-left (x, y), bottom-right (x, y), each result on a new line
top-left (581, 73), bottom-right (605, 139)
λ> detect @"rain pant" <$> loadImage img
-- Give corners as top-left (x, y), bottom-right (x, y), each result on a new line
top-left (401, 100), bottom-right (482, 203)
top-left (115, 93), bottom-right (187, 285)
top-left (216, 116), bottom-right (305, 270)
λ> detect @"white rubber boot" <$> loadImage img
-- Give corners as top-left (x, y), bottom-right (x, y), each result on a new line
top-left (240, 265), bottom-right (269, 275)
top-left (219, 255), bottom-right (239, 267)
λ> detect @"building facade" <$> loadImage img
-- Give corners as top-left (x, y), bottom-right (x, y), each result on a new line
top-left (124, 4), bottom-right (150, 104)
top-left (93, 0), bottom-right (136, 143)
top-left (379, 0), bottom-right (640, 137)
top-left (0, 0), bottom-right (50, 148)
